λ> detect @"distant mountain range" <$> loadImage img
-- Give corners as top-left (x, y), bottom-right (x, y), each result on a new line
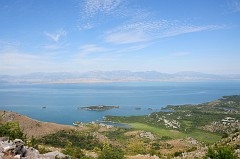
top-left (0, 71), bottom-right (240, 83)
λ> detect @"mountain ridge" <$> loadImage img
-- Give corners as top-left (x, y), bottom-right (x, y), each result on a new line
top-left (1, 71), bottom-right (240, 84)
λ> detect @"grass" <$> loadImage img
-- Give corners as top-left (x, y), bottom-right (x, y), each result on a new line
top-left (129, 123), bottom-right (186, 139)
top-left (129, 123), bottom-right (221, 144)
top-left (188, 131), bottom-right (221, 144)
top-left (182, 120), bottom-right (192, 128)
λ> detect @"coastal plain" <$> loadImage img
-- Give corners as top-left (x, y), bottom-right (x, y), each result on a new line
top-left (105, 95), bottom-right (240, 144)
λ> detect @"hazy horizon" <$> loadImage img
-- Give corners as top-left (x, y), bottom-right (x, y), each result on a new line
top-left (1, 0), bottom-right (240, 75)
top-left (1, 70), bottom-right (240, 76)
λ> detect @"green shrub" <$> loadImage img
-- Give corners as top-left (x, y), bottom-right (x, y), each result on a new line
top-left (151, 142), bottom-right (160, 150)
top-left (62, 147), bottom-right (85, 159)
top-left (0, 122), bottom-right (26, 141)
top-left (205, 146), bottom-right (238, 159)
top-left (174, 151), bottom-right (183, 157)
top-left (126, 139), bottom-right (147, 155)
top-left (98, 143), bottom-right (124, 159)
top-left (38, 147), bottom-right (51, 154)
top-left (221, 132), bottom-right (229, 138)
top-left (217, 146), bottom-right (237, 159)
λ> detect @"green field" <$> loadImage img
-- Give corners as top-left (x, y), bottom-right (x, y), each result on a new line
top-left (189, 131), bottom-right (221, 144)
top-left (129, 123), bottom-right (221, 144)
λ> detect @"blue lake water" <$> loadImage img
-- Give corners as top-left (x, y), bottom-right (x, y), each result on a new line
top-left (0, 81), bottom-right (240, 125)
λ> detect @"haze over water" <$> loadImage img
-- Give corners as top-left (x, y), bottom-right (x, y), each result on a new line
top-left (0, 81), bottom-right (240, 125)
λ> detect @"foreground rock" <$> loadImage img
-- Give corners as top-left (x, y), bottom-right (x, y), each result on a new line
top-left (0, 138), bottom-right (68, 159)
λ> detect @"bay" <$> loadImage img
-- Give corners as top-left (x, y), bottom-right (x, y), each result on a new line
top-left (0, 81), bottom-right (240, 125)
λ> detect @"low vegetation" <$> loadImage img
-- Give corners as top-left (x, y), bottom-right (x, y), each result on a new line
top-left (205, 146), bottom-right (238, 159)
top-left (0, 121), bottom-right (26, 141)
top-left (38, 130), bottom-right (102, 150)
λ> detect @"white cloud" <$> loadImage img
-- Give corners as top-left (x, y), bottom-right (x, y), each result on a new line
top-left (78, 23), bottom-right (94, 30)
top-left (104, 21), bottom-right (166, 44)
top-left (107, 21), bottom-right (168, 33)
top-left (77, 0), bottom-right (227, 45)
top-left (162, 25), bottom-right (225, 38)
top-left (44, 29), bottom-right (67, 42)
top-left (104, 20), bottom-right (226, 45)
top-left (112, 43), bottom-right (151, 55)
top-left (77, 0), bottom-right (123, 30)
top-left (78, 44), bottom-right (108, 57)
top-left (105, 31), bottom-right (149, 44)
top-left (80, 44), bottom-right (107, 52)
top-left (82, 0), bottom-right (122, 17)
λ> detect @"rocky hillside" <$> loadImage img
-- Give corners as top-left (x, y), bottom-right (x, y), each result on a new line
top-left (0, 110), bottom-right (76, 138)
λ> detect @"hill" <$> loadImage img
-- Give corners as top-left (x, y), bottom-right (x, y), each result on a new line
top-left (0, 110), bottom-right (77, 138)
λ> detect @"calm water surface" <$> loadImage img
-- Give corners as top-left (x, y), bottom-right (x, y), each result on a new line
top-left (0, 81), bottom-right (240, 125)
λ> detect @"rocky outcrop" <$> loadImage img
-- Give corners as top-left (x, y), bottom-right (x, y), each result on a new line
top-left (0, 138), bottom-right (69, 159)
top-left (139, 132), bottom-right (155, 140)
top-left (202, 117), bottom-right (240, 134)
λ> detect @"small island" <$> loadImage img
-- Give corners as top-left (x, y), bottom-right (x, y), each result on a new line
top-left (78, 105), bottom-right (120, 111)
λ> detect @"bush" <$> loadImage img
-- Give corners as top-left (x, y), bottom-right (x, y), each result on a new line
top-left (206, 147), bottom-right (216, 159)
top-left (151, 142), bottom-right (160, 150)
top-left (126, 139), bottom-right (147, 155)
top-left (205, 146), bottom-right (238, 159)
top-left (221, 132), bottom-right (229, 138)
top-left (0, 122), bottom-right (26, 141)
top-left (62, 147), bottom-right (85, 159)
top-left (149, 149), bottom-right (161, 157)
top-left (98, 143), bottom-right (124, 159)
top-left (38, 147), bottom-right (51, 154)
top-left (174, 151), bottom-right (183, 157)
top-left (217, 146), bottom-right (237, 159)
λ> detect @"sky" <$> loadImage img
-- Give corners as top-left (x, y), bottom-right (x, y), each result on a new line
top-left (0, 0), bottom-right (240, 75)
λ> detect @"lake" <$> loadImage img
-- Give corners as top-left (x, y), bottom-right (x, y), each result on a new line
top-left (0, 81), bottom-right (240, 125)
